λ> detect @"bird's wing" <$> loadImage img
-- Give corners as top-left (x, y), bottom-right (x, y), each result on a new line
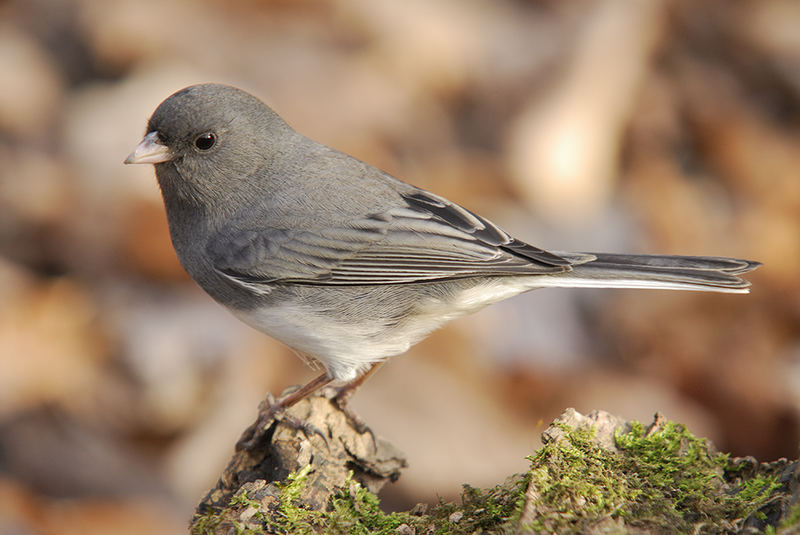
top-left (208, 189), bottom-right (585, 288)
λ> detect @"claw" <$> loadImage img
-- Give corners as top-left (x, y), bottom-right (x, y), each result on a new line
top-left (237, 391), bottom-right (330, 450)
top-left (237, 365), bottom-right (383, 452)
top-left (332, 391), bottom-right (378, 450)
top-left (273, 408), bottom-right (330, 447)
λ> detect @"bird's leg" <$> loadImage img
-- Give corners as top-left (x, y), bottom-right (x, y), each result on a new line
top-left (238, 372), bottom-right (333, 449)
top-left (330, 362), bottom-right (384, 438)
top-left (273, 372), bottom-right (334, 411)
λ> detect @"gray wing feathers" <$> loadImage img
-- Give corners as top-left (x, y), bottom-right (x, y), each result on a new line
top-left (209, 214), bottom-right (390, 283)
top-left (209, 189), bottom-right (572, 287)
top-left (209, 185), bottom-right (758, 292)
top-left (402, 191), bottom-right (573, 267)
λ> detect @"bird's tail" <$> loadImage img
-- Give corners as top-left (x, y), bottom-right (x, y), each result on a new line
top-left (535, 252), bottom-right (760, 294)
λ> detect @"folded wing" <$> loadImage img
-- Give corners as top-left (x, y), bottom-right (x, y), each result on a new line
top-left (208, 189), bottom-right (579, 288)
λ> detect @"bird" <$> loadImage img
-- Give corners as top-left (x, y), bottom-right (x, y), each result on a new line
top-left (125, 83), bottom-right (759, 427)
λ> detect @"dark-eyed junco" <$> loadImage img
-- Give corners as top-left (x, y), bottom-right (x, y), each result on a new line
top-left (125, 83), bottom-right (759, 416)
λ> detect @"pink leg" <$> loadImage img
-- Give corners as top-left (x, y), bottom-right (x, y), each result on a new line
top-left (271, 372), bottom-right (333, 411)
top-left (332, 362), bottom-right (384, 437)
top-left (333, 362), bottom-right (384, 405)
top-left (238, 372), bottom-right (333, 449)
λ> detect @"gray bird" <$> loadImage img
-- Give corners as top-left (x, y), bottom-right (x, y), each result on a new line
top-left (125, 83), bottom-right (759, 421)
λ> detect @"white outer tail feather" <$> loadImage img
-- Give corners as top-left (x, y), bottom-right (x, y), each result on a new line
top-left (528, 275), bottom-right (750, 294)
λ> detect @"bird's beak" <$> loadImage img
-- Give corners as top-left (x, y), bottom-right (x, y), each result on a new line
top-left (124, 131), bottom-right (172, 164)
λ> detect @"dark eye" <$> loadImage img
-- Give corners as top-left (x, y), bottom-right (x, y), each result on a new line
top-left (194, 133), bottom-right (216, 151)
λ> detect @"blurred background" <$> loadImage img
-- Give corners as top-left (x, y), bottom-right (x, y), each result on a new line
top-left (1, 0), bottom-right (799, 532)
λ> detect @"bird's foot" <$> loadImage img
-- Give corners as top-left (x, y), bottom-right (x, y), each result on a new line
top-left (237, 392), bottom-right (328, 450)
top-left (329, 387), bottom-right (378, 449)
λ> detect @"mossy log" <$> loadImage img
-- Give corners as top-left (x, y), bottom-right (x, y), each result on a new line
top-left (191, 393), bottom-right (800, 534)
top-left (196, 391), bottom-right (407, 516)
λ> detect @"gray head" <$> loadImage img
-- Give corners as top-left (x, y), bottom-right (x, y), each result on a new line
top-left (125, 83), bottom-right (293, 207)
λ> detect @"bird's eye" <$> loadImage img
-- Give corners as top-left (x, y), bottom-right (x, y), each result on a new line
top-left (194, 133), bottom-right (216, 151)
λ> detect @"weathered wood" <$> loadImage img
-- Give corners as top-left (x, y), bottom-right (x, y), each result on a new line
top-left (195, 391), bottom-right (407, 516)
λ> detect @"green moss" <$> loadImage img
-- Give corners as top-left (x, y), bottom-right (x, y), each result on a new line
top-left (263, 471), bottom-right (527, 535)
top-left (617, 420), bottom-right (782, 530)
top-left (229, 490), bottom-right (263, 510)
top-left (191, 511), bottom-right (222, 535)
top-left (520, 419), bottom-right (784, 533)
top-left (270, 464), bottom-right (318, 533)
top-left (323, 475), bottom-right (416, 534)
top-left (193, 416), bottom-right (788, 534)
top-left (453, 475), bottom-right (530, 532)
top-left (192, 468), bottom-right (529, 535)
top-left (523, 423), bottom-right (643, 533)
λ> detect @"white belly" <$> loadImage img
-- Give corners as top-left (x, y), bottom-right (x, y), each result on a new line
top-left (233, 278), bottom-right (532, 381)
top-left (233, 303), bottom-right (413, 381)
